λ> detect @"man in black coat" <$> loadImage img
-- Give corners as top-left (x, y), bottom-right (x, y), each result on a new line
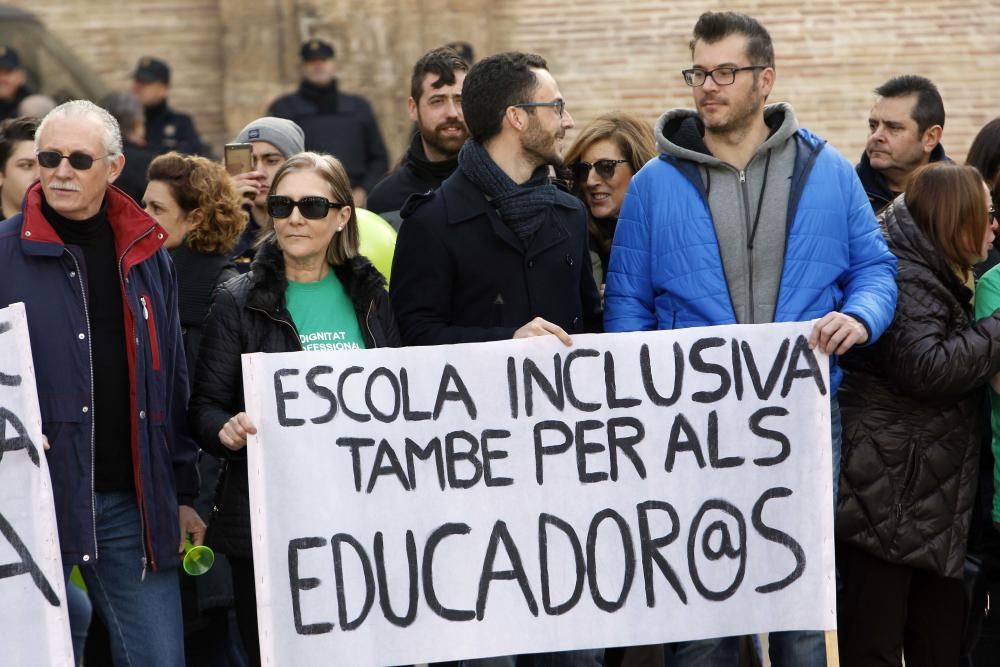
top-left (391, 51), bottom-right (602, 370)
top-left (367, 46), bottom-right (469, 228)
top-left (856, 74), bottom-right (948, 213)
top-left (268, 39), bottom-right (388, 208)
top-left (101, 91), bottom-right (158, 205)
top-left (132, 57), bottom-right (206, 155)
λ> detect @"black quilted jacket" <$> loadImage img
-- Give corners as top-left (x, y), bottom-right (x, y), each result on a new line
top-left (837, 197), bottom-right (1000, 578)
top-left (189, 240), bottom-right (399, 557)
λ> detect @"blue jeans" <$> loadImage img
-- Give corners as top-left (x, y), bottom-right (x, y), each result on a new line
top-left (461, 649), bottom-right (604, 666)
top-left (664, 397), bottom-right (841, 667)
top-left (75, 492), bottom-right (184, 667)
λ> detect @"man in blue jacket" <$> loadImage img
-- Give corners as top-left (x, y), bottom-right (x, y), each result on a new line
top-left (0, 100), bottom-right (202, 666)
top-left (604, 11), bottom-right (897, 667)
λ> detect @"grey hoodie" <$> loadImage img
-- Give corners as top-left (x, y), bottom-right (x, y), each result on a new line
top-left (654, 103), bottom-right (800, 324)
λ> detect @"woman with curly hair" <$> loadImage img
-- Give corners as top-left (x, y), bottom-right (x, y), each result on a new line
top-left (143, 152), bottom-right (246, 371)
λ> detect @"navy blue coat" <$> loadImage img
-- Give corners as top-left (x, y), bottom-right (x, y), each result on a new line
top-left (0, 182), bottom-right (199, 570)
top-left (268, 88), bottom-right (388, 193)
top-left (391, 168), bottom-right (603, 345)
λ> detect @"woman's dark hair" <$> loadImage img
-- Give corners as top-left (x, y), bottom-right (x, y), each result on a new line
top-left (461, 51), bottom-right (547, 143)
top-left (0, 116), bottom-right (37, 171)
top-left (146, 152), bottom-right (245, 254)
top-left (966, 117), bottom-right (1000, 197)
top-left (904, 162), bottom-right (989, 275)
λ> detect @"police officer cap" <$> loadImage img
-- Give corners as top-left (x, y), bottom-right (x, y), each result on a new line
top-left (300, 39), bottom-right (335, 62)
top-left (0, 46), bottom-right (21, 70)
top-left (133, 57), bottom-right (170, 84)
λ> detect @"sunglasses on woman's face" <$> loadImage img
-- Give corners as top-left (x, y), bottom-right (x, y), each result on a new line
top-left (571, 159), bottom-right (628, 183)
top-left (267, 195), bottom-right (346, 220)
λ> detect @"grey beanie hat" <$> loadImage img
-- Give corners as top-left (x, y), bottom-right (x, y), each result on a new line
top-left (235, 117), bottom-right (305, 158)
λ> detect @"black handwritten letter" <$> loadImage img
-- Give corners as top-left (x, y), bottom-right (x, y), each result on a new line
top-left (476, 521), bottom-right (539, 620)
top-left (434, 364), bottom-right (478, 420)
top-left (331, 534), bottom-right (375, 631)
top-left (365, 368), bottom-right (401, 423)
top-left (781, 335), bottom-right (828, 397)
top-left (586, 509), bottom-right (636, 612)
top-left (749, 407), bottom-right (791, 467)
top-left (305, 366), bottom-right (337, 424)
top-left (287, 537), bottom-right (333, 635)
top-left (273, 369), bottom-right (305, 427)
top-left (538, 513), bottom-right (585, 615)
top-left (374, 530), bottom-right (418, 627)
top-left (752, 487), bottom-right (806, 593)
top-left (533, 420), bottom-right (573, 485)
top-left (640, 343), bottom-right (684, 407)
top-left (687, 500), bottom-right (747, 602)
top-left (564, 349), bottom-right (601, 412)
top-left (637, 501), bottom-right (686, 606)
top-left (690, 338), bottom-right (731, 403)
top-left (422, 523), bottom-right (475, 621)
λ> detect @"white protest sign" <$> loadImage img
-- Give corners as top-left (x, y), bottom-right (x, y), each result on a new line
top-left (243, 321), bottom-right (835, 666)
top-left (0, 302), bottom-right (74, 667)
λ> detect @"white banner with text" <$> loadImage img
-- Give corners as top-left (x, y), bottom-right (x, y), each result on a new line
top-left (243, 322), bottom-right (836, 666)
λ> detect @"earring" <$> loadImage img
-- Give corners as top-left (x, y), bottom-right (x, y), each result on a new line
top-left (337, 225), bottom-right (345, 232)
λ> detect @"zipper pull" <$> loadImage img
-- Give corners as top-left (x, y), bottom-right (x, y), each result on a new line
top-left (739, 170), bottom-right (746, 183)
top-left (140, 296), bottom-right (149, 320)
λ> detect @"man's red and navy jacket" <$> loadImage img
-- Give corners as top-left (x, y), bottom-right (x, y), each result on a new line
top-left (0, 182), bottom-right (199, 571)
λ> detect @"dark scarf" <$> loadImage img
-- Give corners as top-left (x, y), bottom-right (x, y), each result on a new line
top-left (407, 131), bottom-right (458, 180)
top-left (299, 80), bottom-right (339, 114)
top-left (458, 139), bottom-right (556, 243)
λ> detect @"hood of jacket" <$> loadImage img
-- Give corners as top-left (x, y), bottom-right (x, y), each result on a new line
top-left (655, 102), bottom-right (800, 165)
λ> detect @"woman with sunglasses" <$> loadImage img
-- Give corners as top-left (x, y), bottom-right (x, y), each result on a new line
top-left (836, 163), bottom-right (1000, 665)
top-left (562, 112), bottom-right (655, 289)
top-left (189, 152), bottom-right (399, 665)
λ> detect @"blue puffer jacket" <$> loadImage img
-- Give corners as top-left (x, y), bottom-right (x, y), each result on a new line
top-left (0, 182), bottom-right (198, 571)
top-left (604, 128), bottom-right (897, 390)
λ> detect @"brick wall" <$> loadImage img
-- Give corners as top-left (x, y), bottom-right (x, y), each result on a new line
top-left (13, 0), bottom-right (1000, 166)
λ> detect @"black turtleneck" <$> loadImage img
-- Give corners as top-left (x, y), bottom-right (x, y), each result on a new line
top-left (365, 131), bottom-right (460, 218)
top-left (298, 80), bottom-right (339, 114)
top-left (43, 197), bottom-right (134, 492)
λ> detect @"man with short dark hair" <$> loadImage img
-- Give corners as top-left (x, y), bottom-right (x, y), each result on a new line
top-left (367, 46), bottom-right (469, 227)
top-left (0, 115), bottom-right (38, 218)
top-left (132, 56), bottom-right (205, 155)
top-left (268, 39), bottom-right (387, 207)
top-left (391, 53), bottom-right (602, 667)
top-left (0, 99), bottom-right (201, 666)
top-left (604, 11), bottom-right (897, 666)
top-left (856, 74), bottom-right (947, 212)
top-left (0, 46), bottom-right (32, 121)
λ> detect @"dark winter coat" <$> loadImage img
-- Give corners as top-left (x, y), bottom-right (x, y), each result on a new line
top-left (855, 144), bottom-right (948, 214)
top-left (268, 81), bottom-right (388, 193)
top-left (0, 182), bottom-right (199, 570)
top-left (837, 196), bottom-right (1000, 578)
top-left (144, 100), bottom-right (205, 156)
top-left (390, 168), bottom-right (603, 346)
top-left (366, 131), bottom-right (458, 228)
top-left (188, 239), bottom-right (399, 557)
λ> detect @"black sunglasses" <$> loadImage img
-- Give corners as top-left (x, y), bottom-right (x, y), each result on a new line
top-left (267, 195), bottom-right (346, 220)
top-left (37, 150), bottom-right (110, 170)
top-left (572, 159), bottom-right (628, 183)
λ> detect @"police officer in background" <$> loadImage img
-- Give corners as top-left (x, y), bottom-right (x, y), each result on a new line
top-left (268, 39), bottom-right (388, 207)
top-left (132, 56), bottom-right (206, 155)
top-left (0, 46), bottom-right (33, 121)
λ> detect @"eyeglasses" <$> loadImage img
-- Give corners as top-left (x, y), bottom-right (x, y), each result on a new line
top-left (514, 100), bottom-right (566, 118)
top-left (681, 66), bottom-right (767, 87)
top-left (267, 195), bottom-right (346, 220)
top-left (37, 150), bottom-right (110, 170)
top-left (991, 207), bottom-right (996, 224)
top-left (572, 159), bottom-right (629, 183)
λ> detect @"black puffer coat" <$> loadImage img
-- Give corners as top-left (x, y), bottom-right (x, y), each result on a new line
top-left (837, 196), bottom-right (1000, 578)
top-left (189, 240), bottom-right (399, 557)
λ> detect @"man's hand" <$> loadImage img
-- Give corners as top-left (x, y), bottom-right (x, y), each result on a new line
top-left (352, 187), bottom-right (367, 209)
top-left (218, 412), bottom-right (257, 451)
top-left (231, 170), bottom-right (267, 202)
top-left (513, 317), bottom-right (572, 347)
top-left (809, 312), bottom-right (869, 355)
top-left (42, 434), bottom-right (50, 451)
top-left (178, 504), bottom-right (206, 553)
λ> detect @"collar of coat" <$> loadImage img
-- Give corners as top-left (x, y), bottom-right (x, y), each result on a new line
top-left (245, 237), bottom-right (386, 314)
top-left (19, 181), bottom-right (165, 276)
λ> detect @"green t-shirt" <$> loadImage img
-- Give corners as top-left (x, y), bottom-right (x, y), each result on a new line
top-left (286, 271), bottom-right (368, 352)
top-left (974, 265), bottom-right (1000, 524)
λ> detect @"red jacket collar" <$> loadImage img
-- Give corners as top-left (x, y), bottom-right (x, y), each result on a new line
top-left (20, 181), bottom-right (166, 270)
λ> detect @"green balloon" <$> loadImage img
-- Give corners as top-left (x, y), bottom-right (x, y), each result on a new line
top-left (356, 208), bottom-right (397, 285)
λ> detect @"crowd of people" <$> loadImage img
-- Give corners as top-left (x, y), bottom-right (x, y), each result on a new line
top-left (1, 8), bottom-right (999, 667)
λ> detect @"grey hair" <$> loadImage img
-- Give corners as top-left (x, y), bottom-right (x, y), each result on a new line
top-left (35, 99), bottom-right (123, 161)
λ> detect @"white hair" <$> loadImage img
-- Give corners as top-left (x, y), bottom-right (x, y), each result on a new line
top-left (35, 99), bottom-right (123, 161)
